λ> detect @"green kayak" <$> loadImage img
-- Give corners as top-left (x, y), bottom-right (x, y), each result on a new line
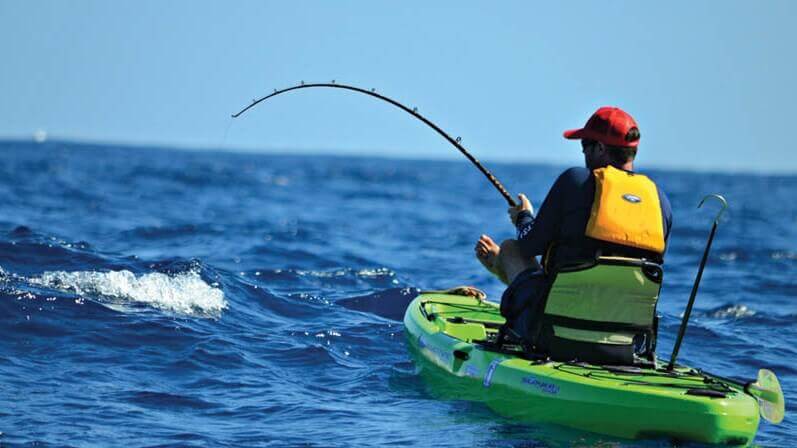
top-left (403, 291), bottom-right (761, 445)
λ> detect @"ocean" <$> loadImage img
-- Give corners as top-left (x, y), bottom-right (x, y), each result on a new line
top-left (0, 140), bottom-right (794, 447)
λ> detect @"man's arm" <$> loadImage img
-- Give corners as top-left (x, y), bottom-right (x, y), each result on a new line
top-left (514, 169), bottom-right (572, 259)
top-left (658, 188), bottom-right (673, 250)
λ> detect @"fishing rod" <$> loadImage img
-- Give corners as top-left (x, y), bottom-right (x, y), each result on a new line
top-left (667, 194), bottom-right (727, 371)
top-left (231, 82), bottom-right (517, 207)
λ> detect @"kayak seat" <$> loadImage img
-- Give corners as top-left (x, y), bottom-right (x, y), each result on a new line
top-left (535, 256), bottom-right (662, 365)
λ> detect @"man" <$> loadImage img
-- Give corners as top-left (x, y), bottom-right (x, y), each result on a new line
top-left (474, 106), bottom-right (672, 350)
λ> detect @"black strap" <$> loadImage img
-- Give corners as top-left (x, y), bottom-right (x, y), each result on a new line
top-left (546, 241), bottom-right (664, 273)
top-left (545, 314), bottom-right (651, 334)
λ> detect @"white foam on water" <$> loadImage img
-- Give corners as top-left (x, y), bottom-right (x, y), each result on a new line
top-left (709, 304), bottom-right (756, 319)
top-left (291, 267), bottom-right (401, 287)
top-left (772, 251), bottom-right (797, 260)
top-left (29, 269), bottom-right (227, 318)
top-left (295, 267), bottom-right (396, 279)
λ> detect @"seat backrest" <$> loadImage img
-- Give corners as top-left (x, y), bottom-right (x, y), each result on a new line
top-left (539, 256), bottom-right (662, 364)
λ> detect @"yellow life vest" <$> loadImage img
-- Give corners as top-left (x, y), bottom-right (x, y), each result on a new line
top-left (585, 166), bottom-right (665, 254)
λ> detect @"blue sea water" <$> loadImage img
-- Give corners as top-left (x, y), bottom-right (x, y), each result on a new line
top-left (0, 140), bottom-right (794, 447)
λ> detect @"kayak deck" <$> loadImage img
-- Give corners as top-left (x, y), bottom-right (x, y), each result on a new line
top-left (404, 292), bottom-right (760, 444)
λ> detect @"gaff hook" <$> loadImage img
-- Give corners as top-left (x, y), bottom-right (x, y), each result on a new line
top-left (667, 193), bottom-right (728, 371)
top-left (698, 194), bottom-right (727, 226)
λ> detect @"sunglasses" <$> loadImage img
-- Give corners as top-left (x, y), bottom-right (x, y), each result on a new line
top-left (581, 139), bottom-right (600, 152)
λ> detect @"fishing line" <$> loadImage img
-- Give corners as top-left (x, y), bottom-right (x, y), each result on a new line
top-left (231, 82), bottom-right (517, 207)
top-left (221, 118), bottom-right (234, 148)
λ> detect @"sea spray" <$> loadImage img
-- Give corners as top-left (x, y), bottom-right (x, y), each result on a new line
top-left (29, 269), bottom-right (226, 317)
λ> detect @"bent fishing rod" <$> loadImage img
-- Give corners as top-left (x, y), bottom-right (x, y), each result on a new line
top-left (231, 82), bottom-right (517, 207)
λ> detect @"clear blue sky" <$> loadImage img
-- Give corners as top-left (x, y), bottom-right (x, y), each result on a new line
top-left (1, 1), bottom-right (795, 173)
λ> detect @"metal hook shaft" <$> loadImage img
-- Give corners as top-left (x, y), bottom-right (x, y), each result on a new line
top-left (668, 194), bottom-right (729, 371)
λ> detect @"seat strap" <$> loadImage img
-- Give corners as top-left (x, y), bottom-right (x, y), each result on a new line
top-left (545, 314), bottom-right (651, 334)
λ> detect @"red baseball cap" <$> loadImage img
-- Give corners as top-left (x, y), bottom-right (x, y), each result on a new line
top-left (563, 106), bottom-right (640, 148)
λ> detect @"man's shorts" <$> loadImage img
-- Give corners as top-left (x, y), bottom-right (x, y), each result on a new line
top-left (500, 268), bottom-right (548, 342)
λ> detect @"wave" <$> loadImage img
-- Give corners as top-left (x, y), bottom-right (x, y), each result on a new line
top-left (707, 304), bottom-right (757, 319)
top-left (771, 251), bottom-right (797, 260)
top-left (295, 267), bottom-right (398, 280)
top-left (27, 268), bottom-right (226, 318)
top-left (338, 287), bottom-right (419, 321)
top-left (691, 303), bottom-right (758, 319)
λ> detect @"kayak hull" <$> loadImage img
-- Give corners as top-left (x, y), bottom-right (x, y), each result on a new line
top-left (403, 292), bottom-right (760, 444)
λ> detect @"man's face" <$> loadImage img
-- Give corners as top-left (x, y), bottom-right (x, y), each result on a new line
top-left (581, 139), bottom-right (605, 169)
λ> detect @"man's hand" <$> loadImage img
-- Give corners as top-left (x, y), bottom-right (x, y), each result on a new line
top-left (508, 193), bottom-right (533, 226)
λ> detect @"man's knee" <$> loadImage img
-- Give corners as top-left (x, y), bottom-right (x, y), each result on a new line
top-left (499, 239), bottom-right (522, 259)
top-left (499, 239), bottom-right (538, 282)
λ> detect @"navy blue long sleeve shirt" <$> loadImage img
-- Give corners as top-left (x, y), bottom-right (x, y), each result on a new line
top-left (515, 167), bottom-right (672, 268)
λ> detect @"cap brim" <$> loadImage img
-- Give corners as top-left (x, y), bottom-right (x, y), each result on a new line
top-left (563, 128), bottom-right (584, 140)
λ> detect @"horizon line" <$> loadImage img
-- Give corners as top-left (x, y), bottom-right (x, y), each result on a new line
top-left (1, 135), bottom-right (795, 177)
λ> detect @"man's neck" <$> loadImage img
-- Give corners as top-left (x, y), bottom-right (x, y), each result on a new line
top-left (604, 162), bottom-right (635, 171)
